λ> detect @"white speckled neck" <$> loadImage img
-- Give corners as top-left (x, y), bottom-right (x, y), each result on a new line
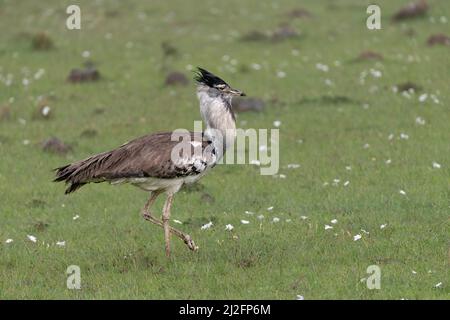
top-left (197, 85), bottom-right (236, 157)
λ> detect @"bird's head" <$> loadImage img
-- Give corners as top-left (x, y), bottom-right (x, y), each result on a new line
top-left (194, 67), bottom-right (246, 98)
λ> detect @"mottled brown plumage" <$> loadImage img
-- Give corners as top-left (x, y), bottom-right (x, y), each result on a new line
top-left (54, 132), bottom-right (214, 194)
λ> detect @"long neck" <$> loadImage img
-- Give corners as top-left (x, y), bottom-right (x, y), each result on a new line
top-left (197, 87), bottom-right (236, 156)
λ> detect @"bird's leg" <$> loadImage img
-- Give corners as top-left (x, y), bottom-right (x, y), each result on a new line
top-left (142, 192), bottom-right (198, 254)
top-left (162, 194), bottom-right (173, 257)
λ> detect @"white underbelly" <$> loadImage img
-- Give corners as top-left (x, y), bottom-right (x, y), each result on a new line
top-left (110, 174), bottom-right (205, 193)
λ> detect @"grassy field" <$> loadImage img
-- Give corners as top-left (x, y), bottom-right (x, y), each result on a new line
top-left (0, 0), bottom-right (449, 299)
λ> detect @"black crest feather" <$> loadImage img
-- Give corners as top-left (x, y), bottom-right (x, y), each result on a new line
top-left (194, 67), bottom-right (228, 88)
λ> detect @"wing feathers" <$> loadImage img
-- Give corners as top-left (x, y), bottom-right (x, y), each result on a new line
top-left (54, 132), bottom-right (214, 193)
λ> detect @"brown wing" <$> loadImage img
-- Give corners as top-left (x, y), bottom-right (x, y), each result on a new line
top-left (54, 132), bottom-right (215, 193)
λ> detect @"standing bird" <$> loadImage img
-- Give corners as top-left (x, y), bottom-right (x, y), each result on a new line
top-left (54, 68), bottom-right (245, 257)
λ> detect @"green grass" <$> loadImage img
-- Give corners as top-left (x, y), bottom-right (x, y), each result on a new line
top-left (0, 0), bottom-right (449, 299)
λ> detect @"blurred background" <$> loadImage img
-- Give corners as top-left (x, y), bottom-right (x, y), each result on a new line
top-left (0, 0), bottom-right (448, 299)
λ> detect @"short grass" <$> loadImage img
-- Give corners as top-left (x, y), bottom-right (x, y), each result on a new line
top-left (0, 0), bottom-right (449, 299)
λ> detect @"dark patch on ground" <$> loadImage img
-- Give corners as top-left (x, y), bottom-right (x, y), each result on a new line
top-left (41, 137), bottom-right (72, 155)
top-left (427, 34), bottom-right (450, 46)
top-left (164, 71), bottom-right (189, 86)
top-left (67, 66), bottom-right (100, 83)
top-left (80, 129), bottom-right (98, 138)
top-left (286, 8), bottom-right (312, 19)
top-left (297, 95), bottom-right (360, 106)
top-left (201, 192), bottom-right (215, 204)
top-left (357, 50), bottom-right (384, 61)
top-left (161, 41), bottom-right (178, 58)
top-left (240, 30), bottom-right (270, 42)
top-left (31, 32), bottom-right (53, 50)
top-left (392, 0), bottom-right (428, 21)
top-left (271, 25), bottom-right (300, 42)
top-left (232, 97), bottom-right (265, 113)
top-left (396, 82), bottom-right (422, 92)
top-left (33, 221), bottom-right (49, 232)
top-left (28, 199), bottom-right (47, 209)
top-left (92, 108), bottom-right (105, 115)
top-left (0, 105), bottom-right (11, 121)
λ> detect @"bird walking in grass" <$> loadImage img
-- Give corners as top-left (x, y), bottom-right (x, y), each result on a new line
top-left (54, 68), bottom-right (245, 257)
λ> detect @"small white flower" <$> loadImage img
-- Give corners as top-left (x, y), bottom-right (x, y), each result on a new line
top-left (72, 215), bottom-right (80, 220)
top-left (22, 78), bottom-right (30, 86)
top-left (272, 217), bottom-right (280, 223)
top-left (345, 166), bottom-right (352, 171)
top-left (435, 282), bottom-right (442, 288)
top-left (363, 143), bottom-right (370, 149)
top-left (273, 120), bottom-right (281, 127)
top-left (267, 206), bottom-right (274, 211)
top-left (41, 106), bottom-right (51, 116)
top-left (353, 234), bottom-right (362, 241)
top-left (388, 133), bottom-right (395, 141)
top-left (316, 63), bottom-right (329, 72)
top-left (34, 69), bottom-right (45, 80)
top-left (324, 224), bottom-right (333, 230)
top-left (399, 190), bottom-right (407, 196)
top-left (279, 174), bottom-right (287, 179)
top-left (201, 221), bottom-right (213, 230)
top-left (380, 224), bottom-right (387, 229)
top-left (400, 133), bottom-right (409, 140)
top-left (300, 215), bottom-right (308, 220)
top-left (245, 211), bottom-right (254, 215)
top-left (241, 220), bottom-right (250, 224)
top-left (27, 235), bottom-right (37, 243)
top-left (173, 219), bottom-right (183, 224)
top-left (276, 71), bottom-right (286, 78)
top-left (251, 63), bottom-right (261, 70)
top-left (56, 241), bottom-right (66, 247)
top-left (344, 181), bottom-right (350, 187)
top-left (415, 117), bottom-right (426, 125)
top-left (412, 270), bottom-right (417, 274)
top-left (432, 162), bottom-right (441, 169)
top-left (418, 94), bottom-right (428, 102)
top-left (5, 239), bottom-right (13, 244)
top-left (23, 139), bottom-right (30, 145)
top-left (361, 229), bottom-right (370, 235)
top-left (296, 295), bottom-right (305, 300)
top-left (370, 69), bottom-right (382, 78)
top-left (225, 224), bottom-right (234, 231)
top-left (330, 219), bottom-right (338, 224)
top-left (81, 50), bottom-right (91, 58)
top-left (257, 214), bottom-right (265, 220)
top-left (385, 159), bottom-right (392, 165)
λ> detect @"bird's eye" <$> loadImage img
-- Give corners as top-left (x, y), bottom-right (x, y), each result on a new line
top-left (215, 84), bottom-right (226, 90)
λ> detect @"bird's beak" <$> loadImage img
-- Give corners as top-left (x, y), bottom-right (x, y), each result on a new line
top-left (229, 88), bottom-right (246, 96)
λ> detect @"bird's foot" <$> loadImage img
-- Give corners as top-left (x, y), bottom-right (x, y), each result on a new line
top-left (183, 235), bottom-right (199, 251)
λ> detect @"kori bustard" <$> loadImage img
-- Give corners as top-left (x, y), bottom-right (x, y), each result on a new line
top-left (54, 68), bottom-right (245, 257)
